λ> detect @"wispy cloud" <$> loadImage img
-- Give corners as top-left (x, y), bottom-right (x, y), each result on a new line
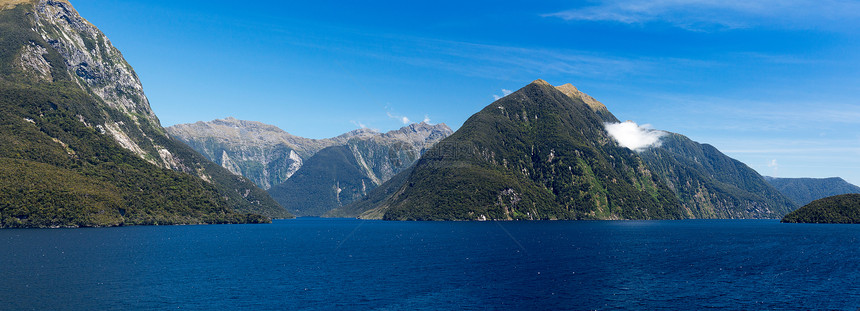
top-left (351, 120), bottom-right (367, 128)
top-left (767, 159), bottom-right (779, 176)
top-left (387, 112), bottom-right (410, 125)
top-left (639, 91), bottom-right (860, 134)
top-left (276, 26), bottom-right (654, 81)
top-left (543, 0), bottom-right (860, 31)
top-left (423, 115), bottom-right (432, 124)
top-left (493, 89), bottom-right (513, 100)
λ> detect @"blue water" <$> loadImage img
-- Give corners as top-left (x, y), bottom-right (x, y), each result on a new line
top-left (1, 219), bottom-right (859, 310)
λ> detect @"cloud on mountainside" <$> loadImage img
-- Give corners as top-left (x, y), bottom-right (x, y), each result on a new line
top-left (604, 121), bottom-right (666, 152)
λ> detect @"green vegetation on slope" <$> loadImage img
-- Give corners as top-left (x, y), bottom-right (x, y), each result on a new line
top-left (269, 145), bottom-right (375, 216)
top-left (347, 80), bottom-right (684, 220)
top-left (639, 133), bottom-right (797, 219)
top-left (782, 194), bottom-right (860, 224)
top-left (0, 3), bottom-right (286, 227)
top-left (325, 166), bottom-right (414, 219)
top-left (0, 86), bottom-right (270, 227)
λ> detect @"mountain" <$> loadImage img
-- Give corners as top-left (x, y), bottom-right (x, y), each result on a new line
top-left (335, 80), bottom-right (798, 221)
top-left (765, 177), bottom-right (860, 206)
top-left (335, 80), bottom-right (685, 220)
top-left (269, 122), bottom-right (452, 216)
top-left (167, 117), bottom-right (381, 190)
top-left (167, 118), bottom-right (452, 197)
top-left (0, 0), bottom-right (289, 227)
top-left (639, 133), bottom-right (797, 218)
top-left (782, 194), bottom-right (860, 224)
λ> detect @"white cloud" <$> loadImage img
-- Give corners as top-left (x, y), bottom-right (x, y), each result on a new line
top-left (544, 0), bottom-right (860, 32)
top-left (423, 115), bottom-right (432, 124)
top-left (351, 120), bottom-right (367, 128)
top-left (768, 159), bottom-right (779, 176)
top-left (604, 121), bottom-right (667, 152)
top-left (493, 89), bottom-right (514, 101)
top-left (387, 112), bottom-right (410, 125)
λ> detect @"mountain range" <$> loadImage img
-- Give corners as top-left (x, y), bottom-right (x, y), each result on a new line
top-left (0, 0), bottom-right (289, 227)
top-left (5, 0), bottom-right (851, 226)
top-left (169, 119), bottom-right (452, 216)
top-left (332, 80), bottom-right (799, 220)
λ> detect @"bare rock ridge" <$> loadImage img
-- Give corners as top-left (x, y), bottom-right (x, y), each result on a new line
top-left (554, 83), bottom-right (607, 112)
top-left (168, 119), bottom-right (453, 216)
top-left (167, 117), bottom-right (383, 190)
top-left (168, 118), bottom-right (452, 191)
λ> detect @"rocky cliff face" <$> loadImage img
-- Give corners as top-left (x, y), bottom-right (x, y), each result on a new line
top-left (168, 118), bottom-right (452, 191)
top-left (0, 0), bottom-right (289, 220)
top-left (32, 0), bottom-right (156, 120)
top-left (20, 0), bottom-right (179, 166)
top-left (266, 122), bottom-right (453, 216)
top-left (348, 122), bottom-right (452, 185)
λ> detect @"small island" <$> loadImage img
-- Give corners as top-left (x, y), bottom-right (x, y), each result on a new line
top-left (781, 194), bottom-right (860, 224)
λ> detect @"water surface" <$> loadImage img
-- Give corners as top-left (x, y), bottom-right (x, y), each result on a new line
top-left (1, 219), bottom-right (858, 310)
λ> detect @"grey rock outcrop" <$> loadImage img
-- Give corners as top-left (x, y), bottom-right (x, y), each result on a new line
top-left (168, 118), bottom-right (452, 192)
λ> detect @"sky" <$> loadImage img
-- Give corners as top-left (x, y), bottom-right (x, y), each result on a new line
top-left (69, 0), bottom-right (860, 184)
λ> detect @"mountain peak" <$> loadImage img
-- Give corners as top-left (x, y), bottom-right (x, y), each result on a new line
top-left (555, 83), bottom-right (608, 112)
top-left (0, 0), bottom-right (43, 10)
top-left (395, 121), bottom-right (451, 133)
top-left (529, 79), bottom-right (552, 86)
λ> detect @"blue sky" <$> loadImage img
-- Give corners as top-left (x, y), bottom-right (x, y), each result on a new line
top-left (70, 0), bottom-right (860, 184)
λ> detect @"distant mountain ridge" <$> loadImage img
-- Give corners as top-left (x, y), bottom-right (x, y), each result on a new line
top-left (269, 122), bottom-right (451, 216)
top-left (167, 117), bottom-right (381, 190)
top-left (333, 80), bottom-right (797, 220)
top-left (168, 118), bottom-right (451, 190)
top-left (765, 177), bottom-right (860, 206)
top-left (169, 119), bottom-right (453, 216)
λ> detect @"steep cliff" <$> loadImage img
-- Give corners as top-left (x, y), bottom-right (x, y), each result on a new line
top-left (0, 0), bottom-right (290, 226)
